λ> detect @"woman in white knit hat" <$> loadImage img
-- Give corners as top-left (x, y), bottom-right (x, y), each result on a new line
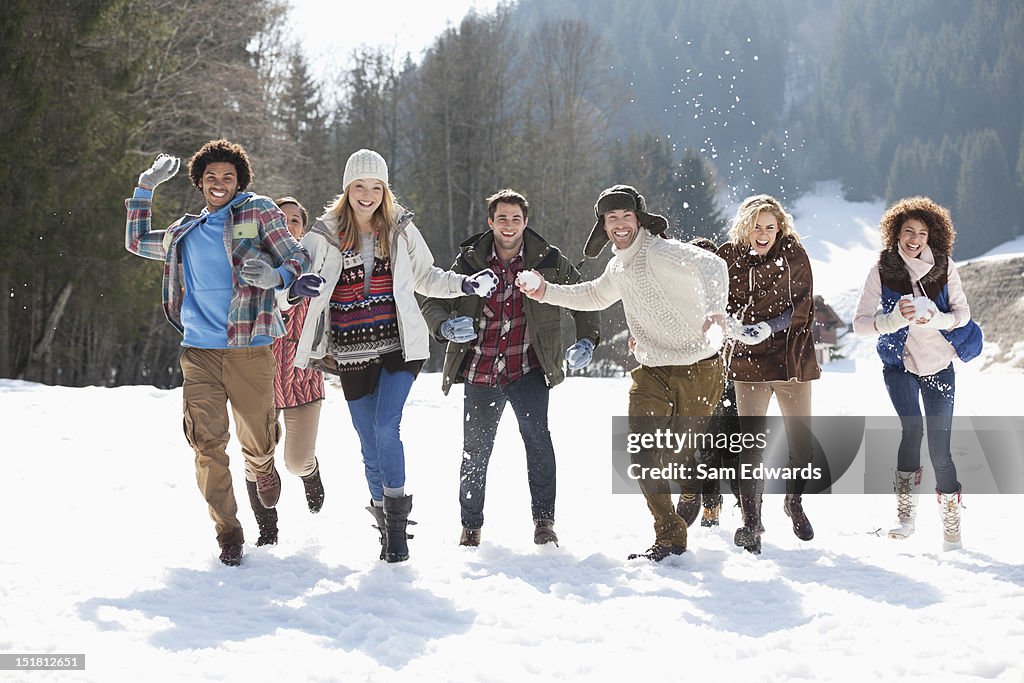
top-left (284, 149), bottom-right (498, 562)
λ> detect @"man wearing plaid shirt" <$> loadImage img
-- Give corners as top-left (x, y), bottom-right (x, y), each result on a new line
top-left (422, 189), bottom-right (600, 548)
top-left (125, 139), bottom-right (310, 567)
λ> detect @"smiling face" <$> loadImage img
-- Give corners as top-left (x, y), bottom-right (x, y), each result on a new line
top-left (347, 178), bottom-right (385, 230)
top-left (748, 209), bottom-right (779, 257)
top-left (489, 202), bottom-right (527, 260)
top-left (603, 209), bottom-right (639, 250)
top-left (280, 203), bottom-right (306, 240)
top-left (200, 162), bottom-right (239, 211)
top-left (899, 217), bottom-right (929, 257)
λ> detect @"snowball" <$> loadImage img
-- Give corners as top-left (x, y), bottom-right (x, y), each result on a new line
top-left (516, 270), bottom-right (541, 291)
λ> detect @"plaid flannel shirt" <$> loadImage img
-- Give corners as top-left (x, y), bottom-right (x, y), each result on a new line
top-left (462, 248), bottom-right (538, 386)
top-left (125, 191), bottom-right (310, 346)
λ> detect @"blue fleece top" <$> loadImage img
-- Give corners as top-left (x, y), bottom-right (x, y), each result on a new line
top-left (133, 188), bottom-right (273, 348)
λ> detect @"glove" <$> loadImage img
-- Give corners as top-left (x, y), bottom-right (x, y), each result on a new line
top-left (565, 338), bottom-right (595, 370)
top-left (440, 316), bottom-right (477, 343)
top-left (240, 259), bottom-right (283, 289)
top-left (920, 309), bottom-right (957, 330)
top-left (874, 306), bottom-right (912, 334)
top-left (289, 273), bottom-right (326, 299)
top-left (726, 315), bottom-right (745, 338)
top-left (138, 154), bottom-right (180, 190)
top-left (462, 269), bottom-right (499, 297)
top-left (736, 322), bottom-right (773, 345)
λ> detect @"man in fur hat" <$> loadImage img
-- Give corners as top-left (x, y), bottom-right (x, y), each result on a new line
top-left (519, 184), bottom-right (729, 561)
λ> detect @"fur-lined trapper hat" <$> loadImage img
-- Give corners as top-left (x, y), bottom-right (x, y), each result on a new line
top-left (584, 184), bottom-right (668, 258)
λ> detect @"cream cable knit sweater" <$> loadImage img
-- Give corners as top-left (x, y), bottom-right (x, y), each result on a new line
top-left (542, 229), bottom-right (728, 367)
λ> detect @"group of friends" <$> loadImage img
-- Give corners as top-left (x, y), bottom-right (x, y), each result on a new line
top-left (124, 139), bottom-right (979, 567)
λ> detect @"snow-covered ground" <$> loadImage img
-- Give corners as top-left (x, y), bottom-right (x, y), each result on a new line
top-left (3, 183), bottom-right (1023, 681)
top-left (2, 355), bottom-right (1023, 682)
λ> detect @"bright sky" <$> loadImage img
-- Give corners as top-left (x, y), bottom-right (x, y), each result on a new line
top-left (287, 0), bottom-right (504, 80)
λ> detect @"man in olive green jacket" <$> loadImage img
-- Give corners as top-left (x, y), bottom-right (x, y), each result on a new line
top-left (421, 189), bottom-right (600, 548)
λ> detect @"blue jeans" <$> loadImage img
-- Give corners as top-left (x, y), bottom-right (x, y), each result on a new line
top-left (461, 370), bottom-right (556, 529)
top-left (347, 368), bottom-right (416, 501)
top-left (882, 363), bottom-right (958, 493)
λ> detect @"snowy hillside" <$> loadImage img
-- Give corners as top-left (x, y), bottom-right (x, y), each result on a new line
top-left (2, 355), bottom-right (1023, 682)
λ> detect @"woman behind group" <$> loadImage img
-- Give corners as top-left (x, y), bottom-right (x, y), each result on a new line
top-left (852, 196), bottom-right (978, 550)
top-left (246, 197), bottom-right (326, 547)
top-left (716, 194), bottom-right (820, 554)
top-left (286, 149), bottom-right (496, 563)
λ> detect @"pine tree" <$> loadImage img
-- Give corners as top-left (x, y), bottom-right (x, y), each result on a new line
top-left (676, 148), bottom-right (727, 241)
top-left (955, 129), bottom-right (1016, 258)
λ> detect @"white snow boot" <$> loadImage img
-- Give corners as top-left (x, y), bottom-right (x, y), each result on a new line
top-left (938, 486), bottom-right (963, 551)
top-left (888, 468), bottom-right (921, 539)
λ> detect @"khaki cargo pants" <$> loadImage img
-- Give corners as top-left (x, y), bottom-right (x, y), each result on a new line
top-left (628, 355), bottom-right (724, 548)
top-left (180, 346), bottom-right (280, 548)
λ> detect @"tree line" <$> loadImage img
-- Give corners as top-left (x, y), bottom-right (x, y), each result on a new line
top-left (0, 1), bottom-right (726, 387)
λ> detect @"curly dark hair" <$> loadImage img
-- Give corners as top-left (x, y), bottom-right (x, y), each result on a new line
top-left (879, 196), bottom-right (955, 255)
top-left (188, 139), bottom-right (253, 191)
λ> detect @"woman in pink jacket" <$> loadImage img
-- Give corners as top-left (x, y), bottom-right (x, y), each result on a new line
top-left (853, 196), bottom-right (980, 550)
top-left (246, 197), bottom-right (326, 547)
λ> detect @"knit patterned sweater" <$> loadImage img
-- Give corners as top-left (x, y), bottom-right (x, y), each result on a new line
top-left (541, 229), bottom-right (728, 367)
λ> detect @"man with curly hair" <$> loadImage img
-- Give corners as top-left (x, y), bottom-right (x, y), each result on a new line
top-left (125, 139), bottom-right (312, 566)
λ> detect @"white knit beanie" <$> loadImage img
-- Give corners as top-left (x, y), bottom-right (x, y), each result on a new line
top-left (342, 149), bottom-right (389, 191)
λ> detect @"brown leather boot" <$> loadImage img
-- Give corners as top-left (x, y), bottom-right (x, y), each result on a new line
top-left (533, 519), bottom-right (558, 546)
top-left (459, 527), bottom-right (481, 547)
top-left (701, 493), bottom-right (723, 527)
top-left (254, 465), bottom-right (282, 508)
top-left (676, 492), bottom-right (702, 527)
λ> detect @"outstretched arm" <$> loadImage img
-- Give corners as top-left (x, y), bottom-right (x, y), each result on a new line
top-left (124, 154), bottom-right (181, 260)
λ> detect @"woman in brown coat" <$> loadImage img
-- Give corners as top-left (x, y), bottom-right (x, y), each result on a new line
top-left (716, 194), bottom-right (821, 554)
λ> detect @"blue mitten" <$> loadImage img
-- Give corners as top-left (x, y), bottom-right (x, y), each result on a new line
top-left (440, 316), bottom-right (477, 343)
top-left (565, 338), bottom-right (595, 370)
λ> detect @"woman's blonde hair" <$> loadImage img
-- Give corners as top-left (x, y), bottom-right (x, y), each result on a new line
top-left (322, 180), bottom-right (398, 254)
top-left (728, 194), bottom-right (800, 246)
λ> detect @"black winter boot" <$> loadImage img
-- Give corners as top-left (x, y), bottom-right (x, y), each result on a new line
top-left (301, 459), bottom-right (325, 514)
top-left (245, 479), bottom-right (279, 546)
top-left (383, 494), bottom-right (414, 563)
top-left (734, 480), bottom-right (763, 555)
top-left (784, 493), bottom-right (814, 541)
top-left (366, 502), bottom-right (386, 560)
